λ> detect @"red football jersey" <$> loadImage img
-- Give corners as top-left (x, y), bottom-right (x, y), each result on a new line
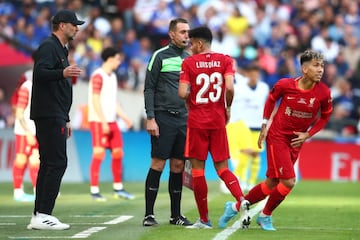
top-left (180, 52), bottom-right (235, 129)
top-left (266, 77), bottom-right (332, 138)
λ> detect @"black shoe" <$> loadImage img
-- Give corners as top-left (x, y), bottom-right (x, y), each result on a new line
top-left (143, 215), bottom-right (158, 227)
top-left (169, 215), bottom-right (192, 226)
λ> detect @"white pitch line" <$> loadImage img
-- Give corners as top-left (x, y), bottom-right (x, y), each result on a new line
top-left (9, 237), bottom-right (73, 239)
top-left (212, 198), bottom-right (267, 240)
top-left (0, 215), bottom-right (128, 218)
top-left (103, 215), bottom-right (133, 225)
top-left (70, 215), bottom-right (124, 218)
top-left (276, 226), bottom-right (360, 231)
top-left (0, 215), bottom-right (29, 218)
top-left (70, 226), bottom-right (107, 239)
top-left (7, 215), bottom-right (134, 239)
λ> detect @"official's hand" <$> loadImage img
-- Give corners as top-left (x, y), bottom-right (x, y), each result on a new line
top-left (291, 131), bottom-right (310, 148)
top-left (146, 118), bottom-right (159, 137)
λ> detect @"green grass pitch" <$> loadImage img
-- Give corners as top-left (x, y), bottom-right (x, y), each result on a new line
top-left (0, 180), bottom-right (359, 240)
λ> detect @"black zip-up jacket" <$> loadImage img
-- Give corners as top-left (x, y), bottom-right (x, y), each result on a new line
top-left (30, 34), bottom-right (72, 122)
top-left (144, 43), bottom-right (190, 119)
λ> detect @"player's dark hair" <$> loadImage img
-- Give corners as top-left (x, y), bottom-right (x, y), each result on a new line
top-left (189, 26), bottom-right (213, 44)
top-left (300, 49), bottom-right (324, 65)
top-left (169, 18), bottom-right (188, 32)
top-left (101, 47), bottom-right (119, 62)
top-left (243, 62), bottom-right (260, 71)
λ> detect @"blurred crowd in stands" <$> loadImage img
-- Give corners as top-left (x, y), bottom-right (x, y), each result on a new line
top-left (0, 0), bottom-right (360, 137)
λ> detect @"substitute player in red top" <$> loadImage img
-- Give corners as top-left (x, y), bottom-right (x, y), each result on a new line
top-left (88, 47), bottom-right (133, 201)
top-left (220, 49), bottom-right (333, 231)
top-left (178, 26), bottom-right (250, 229)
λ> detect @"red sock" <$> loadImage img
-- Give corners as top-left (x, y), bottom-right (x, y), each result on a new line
top-left (263, 182), bottom-right (292, 215)
top-left (245, 182), bottom-right (271, 205)
top-left (112, 157), bottom-right (122, 183)
top-left (192, 169), bottom-right (209, 223)
top-left (218, 168), bottom-right (243, 202)
top-left (90, 157), bottom-right (102, 186)
top-left (29, 164), bottom-right (39, 187)
top-left (13, 162), bottom-right (26, 189)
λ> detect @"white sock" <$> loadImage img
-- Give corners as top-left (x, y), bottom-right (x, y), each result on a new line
top-left (113, 182), bottom-right (123, 191)
top-left (259, 211), bottom-right (270, 217)
top-left (232, 202), bottom-right (238, 212)
top-left (14, 188), bottom-right (24, 198)
top-left (90, 186), bottom-right (100, 194)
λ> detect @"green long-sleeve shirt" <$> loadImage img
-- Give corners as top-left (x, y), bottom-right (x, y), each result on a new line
top-left (144, 43), bottom-right (190, 119)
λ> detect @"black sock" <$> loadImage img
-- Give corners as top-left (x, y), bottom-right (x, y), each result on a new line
top-left (169, 171), bottom-right (183, 218)
top-left (145, 168), bottom-right (161, 217)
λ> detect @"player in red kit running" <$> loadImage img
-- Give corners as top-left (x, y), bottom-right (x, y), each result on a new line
top-left (219, 49), bottom-right (333, 231)
top-left (178, 26), bottom-right (250, 229)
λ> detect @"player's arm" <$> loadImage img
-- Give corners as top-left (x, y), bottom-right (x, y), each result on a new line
top-left (179, 60), bottom-right (190, 107)
top-left (292, 89), bottom-right (333, 147)
top-left (116, 103), bottom-right (133, 129)
top-left (306, 92), bottom-right (333, 137)
top-left (224, 73), bottom-right (234, 123)
top-left (91, 74), bottom-right (109, 134)
top-left (291, 108), bottom-right (331, 148)
top-left (223, 56), bottom-right (235, 122)
top-left (178, 82), bottom-right (189, 100)
top-left (224, 73), bottom-right (234, 108)
top-left (258, 86), bottom-right (279, 148)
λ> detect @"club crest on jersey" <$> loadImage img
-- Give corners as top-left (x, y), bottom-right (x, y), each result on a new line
top-left (285, 106), bottom-right (291, 116)
top-left (309, 97), bottom-right (316, 107)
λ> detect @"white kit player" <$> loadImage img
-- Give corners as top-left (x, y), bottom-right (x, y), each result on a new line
top-left (12, 69), bottom-right (40, 202)
top-left (224, 63), bottom-right (269, 192)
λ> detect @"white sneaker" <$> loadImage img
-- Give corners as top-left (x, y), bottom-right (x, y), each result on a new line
top-left (14, 193), bottom-right (35, 202)
top-left (239, 200), bottom-right (251, 229)
top-left (27, 213), bottom-right (70, 230)
top-left (186, 219), bottom-right (212, 229)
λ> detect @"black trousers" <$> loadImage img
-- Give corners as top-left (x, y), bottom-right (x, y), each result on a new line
top-left (34, 118), bottom-right (68, 215)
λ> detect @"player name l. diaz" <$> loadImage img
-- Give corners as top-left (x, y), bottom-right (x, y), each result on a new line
top-left (196, 60), bottom-right (221, 68)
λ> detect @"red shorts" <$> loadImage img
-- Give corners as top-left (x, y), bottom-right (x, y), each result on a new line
top-left (15, 134), bottom-right (39, 156)
top-left (185, 127), bottom-right (230, 162)
top-left (89, 122), bottom-right (123, 149)
top-left (265, 135), bottom-right (300, 179)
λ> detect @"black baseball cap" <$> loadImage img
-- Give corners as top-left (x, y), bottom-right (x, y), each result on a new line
top-left (52, 9), bottom-right (85, 25)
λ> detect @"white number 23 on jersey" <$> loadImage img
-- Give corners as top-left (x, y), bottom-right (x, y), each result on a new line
top-left (196, 72), bottom-right (223, 104)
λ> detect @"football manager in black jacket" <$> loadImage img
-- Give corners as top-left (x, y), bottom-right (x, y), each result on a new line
top-left (27, 9), bottom-right (84, 231)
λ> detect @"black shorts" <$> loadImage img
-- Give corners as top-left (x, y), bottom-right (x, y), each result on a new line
top-left (151, 111), bottom-right (187, 160)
